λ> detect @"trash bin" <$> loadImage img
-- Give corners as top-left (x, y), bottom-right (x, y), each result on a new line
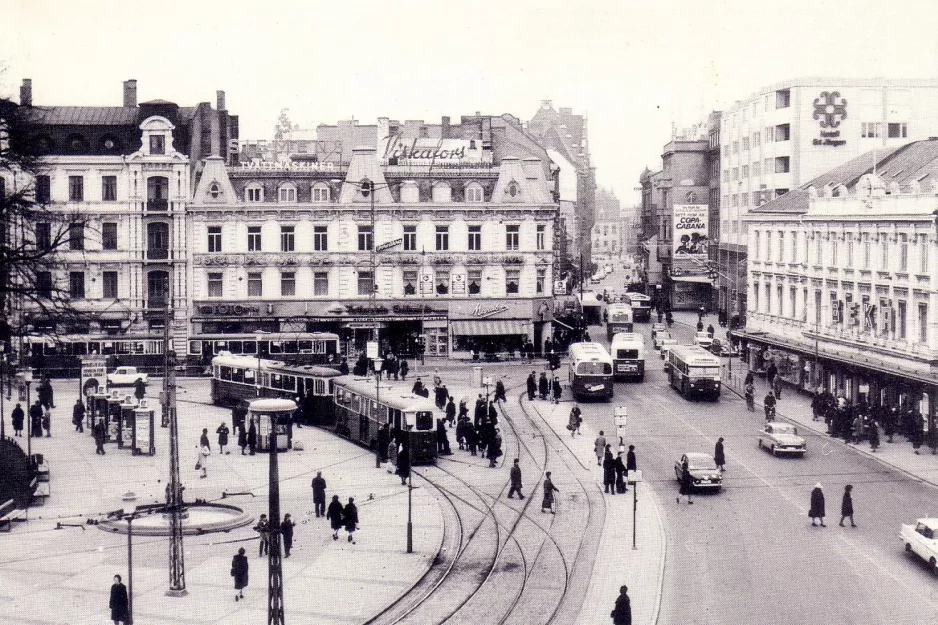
top-left (472, 366), bottom-right (482, 387)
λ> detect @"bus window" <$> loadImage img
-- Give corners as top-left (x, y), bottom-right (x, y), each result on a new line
top-left (243, 369), bottom-right (256, 384)
top-left (350, 393), bottom-right (361, 413)
top-left (690, 366), bottom-right (721, 378)
top-left (615, 349), bottom-right (639, 359)
top-left (313, 340), bottom-right (327, 354)
top-left (314, 379), bottom-right (326, 395)
top-left (577, 362), bottom-right (612, 375)
top-left (102, 342), bottom-right (115, 355)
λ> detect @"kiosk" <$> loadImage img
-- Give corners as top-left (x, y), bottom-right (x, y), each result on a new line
top-left (132, 400), bottom-right (155, 456)
top-left (118, 395), bottom-right (137, 449)
top-left (88, 392), bottom-right (110, 433)
top-left (248, 398), bottom-right (294, 452)
top-left (106, 391), bottom-right (125, 443)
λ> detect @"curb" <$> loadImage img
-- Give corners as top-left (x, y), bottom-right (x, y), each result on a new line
top-left (649, 487), bottom-right (667, 625)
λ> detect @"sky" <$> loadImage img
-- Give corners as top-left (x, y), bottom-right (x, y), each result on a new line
top-left (3, 0), bottom-right (938, 205)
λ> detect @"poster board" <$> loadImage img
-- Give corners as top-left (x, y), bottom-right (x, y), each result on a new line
top-left (80, 357), bottom-right (108, 398)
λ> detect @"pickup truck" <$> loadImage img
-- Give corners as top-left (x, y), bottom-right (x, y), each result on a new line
top-left (107, 366), bottom-right (148, 386)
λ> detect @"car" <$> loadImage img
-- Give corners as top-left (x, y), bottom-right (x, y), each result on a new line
top-left (107, 366), bottom-right (148, 386)
top-left (900, 518), bottom-right (938, 574)
top-left (590, 275), bottom-right (602, 284)
top-left (660, 338), bottom-right (678, 364)
top-left (650, 323), bottom-right (668, 342)
top-left (693, 332), bottom-right (713, 349)
top-left (653, 330), bottom-right (673, 350)
top-left (758, 422), bottom-right (807, 456)
top-left (674, 453), bottom-right (722, 490)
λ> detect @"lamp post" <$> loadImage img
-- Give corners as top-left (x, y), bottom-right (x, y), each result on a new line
top-left (374, 358), bottom-right (383, 468)
top-left (255, 334), bottom-right (262, 397)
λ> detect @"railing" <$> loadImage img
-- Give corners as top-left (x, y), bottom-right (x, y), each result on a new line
top-left (146, 299), bottom-right (168, 310)
top-left (146, 199), bottom-right (169, 212)
top-left (146, 248), bottom-right (169, 261)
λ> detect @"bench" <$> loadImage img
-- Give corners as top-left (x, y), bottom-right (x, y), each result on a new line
top-left (32, 456), bottom-right (50, 483)
top-left (0, 499), bottom-right (26, 531)
top-left (30, 477), bottom-right (50, 505)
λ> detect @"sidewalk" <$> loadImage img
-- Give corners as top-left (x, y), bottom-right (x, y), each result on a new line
top-left (668, 310), bottom-right (938, 487)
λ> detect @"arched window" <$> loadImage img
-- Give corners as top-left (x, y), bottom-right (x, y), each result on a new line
top-left (312, 182), bottom-right (331, 202)
top-left (465, 182), bottom-right (484, 203)
top-left (245, 182), bottom-right (264, 203)
top-left (431, 182), bottom-right (452, 203)
top-left (278, 182), bottom-right (297, 203)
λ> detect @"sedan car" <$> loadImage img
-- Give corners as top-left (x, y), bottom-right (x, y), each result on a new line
top-left (674, 453), bottom-right (722, 490)
top-left (758, 422), bottom-right (807, 456)
top-left (107, 366), bottom-right (148, 386)
top-left (650, 323), bottom-right (668, 342)
top-left (900, 518), bottom-right (938, 574)
top-left (653, 330), bottom-right (673, 350)
top-left (693, 332), bottom-right (713, 349)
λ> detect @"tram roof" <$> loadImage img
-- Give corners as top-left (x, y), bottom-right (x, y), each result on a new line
top-left (211, 353), bottom-right (286, 370)
top-left (334, 375), bottom-right (440, 412)
top-left (192, 331), bottom-right (340, 341)
top-left (269, 362), bottom-right (343, 378)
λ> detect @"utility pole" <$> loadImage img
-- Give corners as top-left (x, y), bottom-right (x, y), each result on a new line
top-left (267, 428), bottom-right (285, 625)
top-left (163, 310), bottom-right (186, 596)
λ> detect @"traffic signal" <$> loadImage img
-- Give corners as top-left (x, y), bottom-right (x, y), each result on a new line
top-left (416, 336), bottom-right (426, 354)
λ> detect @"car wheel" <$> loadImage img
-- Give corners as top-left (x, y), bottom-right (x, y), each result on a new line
top-left (905, 543), bottom-right (912, 553)
top-left (770, 445), bottom-right (777, 456)
top-left (931, 557), bottom-right (937, 574)
top-left (758, 439), bottom-right (763, 449)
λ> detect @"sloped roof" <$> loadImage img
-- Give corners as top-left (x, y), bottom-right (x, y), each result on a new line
top-left (752, 189), bottom-right (812, 214)
top-left (803, 145), bottom-right (905, 190)
top-left (28, 106), bottom-right (139, 126)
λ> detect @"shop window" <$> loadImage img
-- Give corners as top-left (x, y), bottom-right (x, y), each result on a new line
top-left (425, 327), bottom-right (448, 357)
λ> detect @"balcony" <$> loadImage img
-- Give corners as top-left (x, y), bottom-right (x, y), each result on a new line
top-left (146, 248), bottom-right (170, 261)
top-left (147, 298), bottom-right (168, 310)
top-left (146, 199), bottom-right (169, 212)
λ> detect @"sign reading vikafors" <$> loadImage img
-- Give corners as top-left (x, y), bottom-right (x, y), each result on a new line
top-left (376, 238), bottom-right (403, 252)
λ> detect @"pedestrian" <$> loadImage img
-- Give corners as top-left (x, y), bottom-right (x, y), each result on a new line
top-left (197, 443), bottom-right (210, 479)
top-left (231, 547), bottom-right (248, 601)
top-left (538, 372), bottom-right (549, 400)
top-left (744, 370), bottom-right (754, 387)
top-left (764, 392), bottom-right (777, 421)
top-left (696, 320), bottom-right (704, 332)
top-left (11, 403), bottom-right (24, 437)
top-left (387, 438), bottom-right (399, 473)
top-left (311, 471), bottom-right (327, 517)
top-left (216, 422), bottom-right (230, 455)
top-left (809, 483), bottom-right (826, 527)
top-left (29, 399), bottom-right (43, 437)
top-left (494, 379), bottom-right (507, 403)
top-left (326, 495), bottom-right (344, 540)
top-left (377, 423), bottom-right (390, 463)
top-left (811, 391), bottom-right (823, 422)
top-left (237, 425), bottom-right (247, 455)
top-left (41, 404), bottom-right (51, 437)
top-left (396, 444), bottom-right (411, 485)
top-left (399, 359), bottom-right (408, 380)
top-left (839, 485), bottom-right (856, 527)
top-left (109, 574), bottom-right (129, 625)
top-left (594, 431), bottom-right (607, 466)
top-left (281, 513), bottom-right (295, 556)
top-left (552, 376), bottom-right (562, 404)
top-left (614, 451), bottom-right (626, 493)
top-left (255, 513), bottom-right (270, 555)
top-left (567, 406), bottom-right (581, 436)
top-left (766, 361), bottom-right (778, 386)
top-left (603, 446), bottom-right (616, 494)
top-left (133, 377), bottom-right (146, 402)
top-left (73, 398), bottom-right (86, 433)
top-left (248, 418), bottom-right (257, 455)
top-left (611, 585), bottom-right (632, 625)
top-left (38, 375), bottom-right (54, 410)
top-left (445, 397), bottom-right (456, 427)
top-left (200, 427), bottom-right (210, 450)
top-left (772, 374), bottom-right (783, 400)
top-left (465, 421), bottom-right (478, 456)
top-left (541, 471), bottom-right (559, 513)
top-left (677, 455), bottom-right (694, 504)
top-left (625, 445), bottom-right (637, 492)
top-left (487, 401), bottom-right (499, 427)
top-left (714, 437), bottom-right (726, 472)
top-left (707, 323), bottom-right (714, 338)
top-left (526, 371), bottom-right (537, 401)
top-left (745, 381), bottom-right (755, 411)
top-left (344, 497), bottom-right (358, 544)
top-left (93, 419), bottom-right (106, 455)
top-left (868, 418), bottom-right (880, 452)
top-left (507, 458), bottom-right (525, 499)
top-left (488, 428), bottom-right (503, 467)
top-left (436, 419), bottom-right (452, 455)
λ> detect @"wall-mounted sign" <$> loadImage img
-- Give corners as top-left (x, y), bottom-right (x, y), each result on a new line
top-left (471, 303), bottom-right (510, 318)
top-left (451, 273), bottom-right (466, 295)
top-left (238, 160), bottom-right (341, 172)
top-left (812, 91), bottom-right (848, 147)
top-left (376, 238), bottom-right (403, 252)
top-left (382, 133), bottom-right (476, 164)
top-left (198, 303), bottom-right (261, 316)
top-left (419, 273), bottom-right (433, 295)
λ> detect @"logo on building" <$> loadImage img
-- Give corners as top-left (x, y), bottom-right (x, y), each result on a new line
top-left (813, 91), bottom-right (848, 129)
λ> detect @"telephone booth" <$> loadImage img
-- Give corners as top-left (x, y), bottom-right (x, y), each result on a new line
top-left (132, 401), bottom-right (155, 456)
top-left (106, 392), bottom-right (125, 443)
top-left (248, 398), bottom-right (294, 452)
top-left (88, 392), bottom-right (109, 432)
top-left (118, 396), bottom-right (137, 449)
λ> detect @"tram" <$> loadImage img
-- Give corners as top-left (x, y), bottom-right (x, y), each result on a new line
top-left (188, 332), bottom-right (342, 369)
top-left (567, 342), bottom-right (614, 401)
top-left (667, 345), bottom-right (722, 400)
top-left (22, 335), bottom-right (164, 378)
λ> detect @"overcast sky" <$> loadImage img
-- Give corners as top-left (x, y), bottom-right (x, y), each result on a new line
top-left (3, 0), bottom-right (938, 205)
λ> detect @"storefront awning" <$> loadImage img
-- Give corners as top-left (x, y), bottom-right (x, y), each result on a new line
top-left (451, 319), bottom-right (529, 336)
top-left (671, 275), bottom-right (714, 284)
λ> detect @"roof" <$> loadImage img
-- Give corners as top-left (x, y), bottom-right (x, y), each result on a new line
top-left (28, 106), bottom-right (139, 126)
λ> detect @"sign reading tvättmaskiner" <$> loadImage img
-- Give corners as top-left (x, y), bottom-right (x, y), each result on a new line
top-left (671, 204), bottom-right (709, 276)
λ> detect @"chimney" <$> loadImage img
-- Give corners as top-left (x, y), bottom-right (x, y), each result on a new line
top-left (216, 90), bottom-right (226, 111)
top-left (20, 79), bottom-right (32, 106)
top-left (123, 79), bottom-right (137, 107)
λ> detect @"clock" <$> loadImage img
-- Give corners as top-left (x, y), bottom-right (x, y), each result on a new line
top-left (685, 191), bottom-right (698, 203)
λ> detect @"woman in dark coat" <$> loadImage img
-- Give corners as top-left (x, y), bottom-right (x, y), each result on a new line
top-left (541, 471), bottom-right (559, 513)
top-left (809, 483), bottom-right (826, 526)
top-left (11, 404), bottom-right (24, 436)
top-left (281, 513), bottom-right (295, 556)
top-left (396, 445), bottom-right (411, 485)
top-left (237, 425), bottom-right (247, 455)
top-left (602, 447), bottom-right (616, 494)
top-left (714, 437), bottom-right (726, 471)
top-left (552, 376), bottom-right (562, 404)
top-left (613, 452), bottom-right (626, 493)
top-left (445, 398), bottom-right (456, 427)
top-left (216, 422), bottom-right (230, 455)
top-left (839, 485), bottom-right (855, 527)
top-left (109, 574), bottom-right (129, 624)
top-left (247, 419), bottom-right (257, 455)
top-left (526, 372), bottom-right (537, 401)
top-left (343, 497), bottom-right (358, 543)
top-left (326, 495), bottom-right (344, 540)
top-left (678, 456), bottom-right (693, 504)
top-left (231, 548), bottom-right (248, 601)
top-left (538, 373), bottom-right (549, 400)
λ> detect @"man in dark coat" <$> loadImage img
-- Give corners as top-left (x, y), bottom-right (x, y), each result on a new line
top-left (110, 574), bottom-right (129, 624)
top-left (487, 401), bottom-right (498, 427)
top-left (445, 397), bottom-right (456, 427)
top-left (766, 361), bottom-right (778, 386)
top-left (73, 398), bottom-right (86, 432)
top-left (611, 585), bottom-right (632, 625)
top-left (38, 376), bottom-right (54, 409)
top-left (714, 437), bottom-right (726, 472)
top-left (613, 452), bottom-right (626, 493)
top-left (436, 419), bottom-right (452, 455)
top-left (133, 378), bottom-right (146, 401)
top-left (339, 357), bottom-right (350, 375)
top-left (29, 399), bottom-right (43, 437)
top-left (281, 513), bottom-right (295, 557)
top-left (248, 418), bottom-right (257, 455)
top-left (11, 403), bottom-right (24, 436)
top-left (412, 378), bottom-right (426, 396)
top-left (625, 444), bottom-right (637, 492)
top-left (326, 495), bottom-right (344, 540)
top-left (526, 372), bottom-right (537, 401)
top-left (603, 447), bottom-right (616, 494)
top-left (396, 444), bottom-right (411, 485)
top-left (487, 428), bottom-right (502, 467)
top-left (474, 395), bottom-right (486, 427)
top-left (231, 547), bottom-right (249, 601)
top-left (464, 420), bottom-right (478, 456)
top-left (552, 376), bottom-right (562, 404)
top-left (538, 372), bottom-right (549, 400)
top-left (507, 458), bottom-right (524, 499)
top-left (809, 483), bottom-right (826, 526)
top-left (344, 497), bottom-right (359, 544)
top-left (678, 455), bottom-right (693, 504)
top-left (494, 379), bottom-right (506, 403)
top-left (237, 425), bottom-right (247, 455)
top-left (399, 359), bottom-right (408, 380)
top-left (839, 484), bottom-right (856, 527)
top-left (311, 471), bottom-right (327, 517)
top-left (93, 419), bottom-right (106, 455)
top-left (377, 423), bottom-right (390, 462)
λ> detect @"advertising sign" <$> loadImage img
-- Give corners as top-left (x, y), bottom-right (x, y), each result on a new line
top-left (671, 204), bottom-right (709, 276)
top-left (133, 409), bottom-right (154, 455)
top-left (80, 357), bottom-right (108, 397)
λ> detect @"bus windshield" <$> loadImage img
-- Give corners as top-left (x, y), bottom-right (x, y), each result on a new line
top-left (610, 313), bottom-right (631, 324)
top-left (615, 349), bottom-right (640, 359)
top-left (689, 366), bottom-right (721, 378)
top-left (577, 362), bottom-right (612, 375)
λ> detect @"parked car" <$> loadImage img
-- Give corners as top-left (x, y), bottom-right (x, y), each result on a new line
top-left (653, 330), bottom-right (673, 350)
top-left (900, 518), bottom-right (938, 574)
top-left (650, 323), bottom-right (668, 342)
top-left (660, 339), bottom-right (678, 367)
top-left (590, 275), bottom-right (602, 284)
top-left (107, 366), bottom-right (148, 386)
top-left (674, 453), bottom-right (723, 491)
top-left (693, 332), bottom-right (713, 350)
top-left (758, 422), bottom-right (807, 456)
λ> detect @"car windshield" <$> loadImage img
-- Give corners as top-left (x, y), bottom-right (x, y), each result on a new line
top-left (773, 424), bottom-right (797, 435)
top-left (688, 457), bottom-right (716, 470)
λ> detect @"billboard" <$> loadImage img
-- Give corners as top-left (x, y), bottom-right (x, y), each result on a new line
top-left (671, 204), bottom-right (709, 277)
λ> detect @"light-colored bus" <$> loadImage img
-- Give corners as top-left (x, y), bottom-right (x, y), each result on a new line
top-left (667, 345), bottom-right (721, 400)
top-left (606, 303), bottom-right (634, 340)
top-left (567, 342), bottom-right (614, 401)
top-left (622, 292), bottom-right (651, 322)
top-left (610, 333), bottom-right (645, 382)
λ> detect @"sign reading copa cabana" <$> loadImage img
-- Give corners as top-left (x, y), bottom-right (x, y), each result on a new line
top-left (671, 204), bottom-right (710, 277)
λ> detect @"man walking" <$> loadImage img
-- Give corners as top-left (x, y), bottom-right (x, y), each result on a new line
top-left (809, 483), bottom-right (826, 527)
top-left (507, 458), bottom-right (525, 499)
top-left (93, 419), bottom-right (107, 455)
top-left (839, 485), bottom-right (856, 527)
top-left (594, 431), bottom-right (607, 466)
top-left (11, 403), bottom-right (24, 437)
top-left (311, 471), bottom-right (327, 518)
top-left (611, 585), bottom-right (632, 625)
top-left (344, 497), bottom-right (359, 544)
top-left (72, 398), bottom-right (86, 433)
top-left (231, 547), bottom-right (248, 601)
top-left (327, 495), bottom-right (344, 540)
top-left (714, 437), bottom-right (726, 472)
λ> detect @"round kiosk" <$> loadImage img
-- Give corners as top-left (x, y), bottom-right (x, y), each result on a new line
top-left (249, 398), bottom-right (296, 452)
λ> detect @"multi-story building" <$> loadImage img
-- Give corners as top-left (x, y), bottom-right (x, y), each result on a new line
top-left (592, 187), bottom-right (623, 258)
top-left (720, 77), bottom-right (938, 325)
top-left (189, 118), bottom-right (558, 360)
top-left (638, 167), bottom-right (663, 286)
top-left (5, 78), bottom-right (237, 360)
top-left (738, 139), bottom-right (938, 435)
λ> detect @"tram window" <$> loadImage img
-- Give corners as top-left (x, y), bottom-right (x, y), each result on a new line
top-left (89, 341), bottom-right (101, 355)
top-left (189, 341), bottom-right (202, 355)
top-left (312, 340), bottom-right (326, 354)
top-left (350, 393), bottom-right (361, 413)
top-left (243, 369), bottom-right (255, 383)
top-left (299, 340), bottom-right (313, 352)
top-left (378, 404), bottom-right (388, 423)
top-left (282, 376), bottom-right (296, 392)
top-left (336, 388), bottom-right (349, 405)
top-left (243, 341), bottom-right (257, 354)
top-left (270, 341), bottom-right (282, 354)
top-left (414, 411), bottom-right (433, 431)
top-left (314, 379), bottom-right (326, 394)
top-left (270, 374), bottom-right (281, 389)
top-left (71, 342), bottom-right (87, 356)
top-left (220, 366), bottom-right (232, 381)
top-left (389, 408), bottom-right (402, 430)
top-left (214, 341), bottom-right (228, 355)
top-left (102, 342), bottom-right (115, 355)
top-left (228, 341), bottom-right (244, 355)
top-left (231, 368), bottom-right (244, 383)
top-left (283, 341), bottom-right (298, 354)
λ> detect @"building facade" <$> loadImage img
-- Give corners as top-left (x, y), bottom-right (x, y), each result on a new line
top-left (591, 187), bottom-right (624, 258)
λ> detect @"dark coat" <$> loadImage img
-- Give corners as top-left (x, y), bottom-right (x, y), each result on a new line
top-left (603, 451), bottom-right (615, 485)
top-left (396, 447), bottom-right (411, 479)
top-left (446, 401), bottom-right (456, 421)
top-left (216, 424), bottom-right (229, 447)
top-left (327, 499), bottom-right (344, 531)
top-left (538, 374), bottom-right (549, 397)
top-left (110, 582), bottom-right (129, 621)
top-left (714, 441), bottom-right (725, 466)
top-left (343, 502), bottom-right (358, 532)
top-left (231, 553), bottom-right (249, 590)
top-left (542, 476), bottom-right (558, 509)
top-left (626, 450), bottom-right (637, 472)
top-left (248, 422), bottom-right (257, 447)
top-left (613, 455), bottom-right (626, 479)
top-left (134, 378), bottom-right (146, 400)
top-left (11, 406), bottom-right (24, 429)
top-left (841, 491), bottom-right (853, 516)
top-left (237, 427), bottom-right (247, 448)
top-left (72, 401), bottom-right (86, 424)
top-left (312, 476), bottom-right (326, 503)
top-left (281, 519), bottom-right (294, 546)
top-left (679, 458), bottom-right (692, 494)
top-left (810, 487), bottom-right (825, 518)
top-left (611, 590), bottom-right (632, 625)
top-left (510, 464), bottom-right (522, 487)
top-left (526, 374), bottom-right (537, 395)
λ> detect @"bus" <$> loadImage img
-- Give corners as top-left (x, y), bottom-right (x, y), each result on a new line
top-left (606, 303), bottom-right (634, 340)
top-left (667, 345), bottom-right (722, 400)
top-left (188, 332), bottom-right (341, 370)
top-left (610, 333), bottom-right (645, 382)
top-left (623, 293), bottom-right (652, 322)
top-left (567, 342), bottom-right (614, 401)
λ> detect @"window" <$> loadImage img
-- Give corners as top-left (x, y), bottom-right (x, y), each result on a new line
top-left (208, 226), bottom-right (222, 253)
top-left (754, 231), bottom-right (761, 258)
top-left (830, 239), bottom-right (838, 265)
top-left (506, 182), bottom-right (520, 198)
top-left (37, 271), bottom-right (53, 299)
top-left (35, 175), bottom-right (51, 203)
top-left (466, 184), bottom-right (484, 202)
top-left (814, 290), bottom-right (822, 325)
top-left (723, 145), bottom-right (729, 158)
top-left (742, 165), bottom-right (749, 179)
top-left (36, 222), bottom-right (51, 251)
top-left (313, 226), bottom-right (328, 251)
top-left (742, 137), bottom-right (750, 151)
top-left (752, 162), bottom-right (761, 177)
top-left (765, 283), bottom-right (772, 313)
top-left (898, 300), bottom-right (907, 339)
top-left (846, 236), bottom-right (853, 266)
top-left (777, 231), bottom-right (784, 262)
top-left (435, 225), bottom-right (449, 251)
top-left (69, 223), bottom-right (84, 250)
top-left (103, 271), bottom-right (118, 299)
top-left (207, 272), bottom-right (223, 297)
top-left (536, 268), bottom-right (546, 294)
top-left (765, 232), bottom-right (772, 261)
top-left (861, 122), bottom-right (882, 139)
top-left (280, 271), bottom-right (296, 297)
top-left (536, 224), bottom-right (546, 250)
top-left (467, 225), bottom-right (481, 251)
top-left (149, 135), bottom-right (165, 155)
top-left (505, 268), bottom-right (520, 294)
top-left (791, 231), bottom-right (798, 263)
top-left (722, 170), bottom-right (729, 183)
top-left (732, 167), bottom-right (738, 180)
top-left (505, 224), bottom-right (520, 250)
top-left (753, 132), bottom-right (761, 147)
top-left (102, 175), bottom-right (117, 201)
top-left (435, 268), bottom-right (450, 294)
top-left (732, 141), bottom-right (739, 154)
top-left (467, 268), bottom-right (482, 295)
top-left (790, 286), bottom-right (797, 319)
top-left (357, 271), bottom-right (373, 296)
top-left (314, 271), bottom-right (328, 296)
top-left (765, 127), bottom-right (773, 144)
top-left (102, 222), bottom-right (118, 250)
top-left (775, 188), bottom-right (789, 198)
top-left (888, 123), bottom-right (908, 139)
top-left (247, 272), bottom-right (262, 297)
top-left (312, 183), bottom-right (330, 202)
top-left (899, 234), bottom-right (908, 271)
top-left (815, 235), bottom-right (822, 265)
top-left (246, 185), bottom-right (263, 202)
top-left (248, 226), bottom-right (262, 251)
top-left (278, 184), bottom-right (296, 202)
top-left (68, 175), bottom-right (84, 201)
top-left (403, 270), bottom-right (417, 296)
top-left (775, 156), bottom-right (790, 173)
top-left (920, 236), bottom-right (929, 273)
top-left (775, 89), bottom-right (790, 109)
top-left (880, 239), bottom-right (889, 270)
top-left (774, 124), bottom-right (791, 142)
top-left (919, 303), bottom-right (928, 344)
top-left (281, 225), bottom-right (295, 252)
top-left (69, 271), bottom-right (85, 299)
top-left (863, 236), bottom-right (871, 269)
top-left (357, 225), bottom-right (372, 251)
